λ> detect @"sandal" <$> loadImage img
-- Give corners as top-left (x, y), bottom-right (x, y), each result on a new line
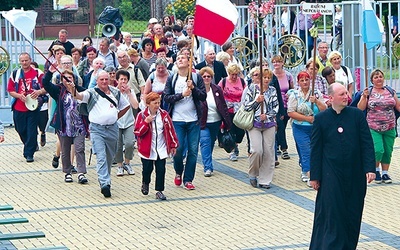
top-left (281, 151), bottom-right (290, 160)
top-left (78, 173), bottom-right (88, 184)
top-left (65, 173), bottom-right (73, 183)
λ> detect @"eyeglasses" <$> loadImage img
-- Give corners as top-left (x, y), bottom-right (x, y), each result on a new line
top-left (202, 75), bottom-right (212, 79)
top-left (117, 55), bottom-right (127, 59)
top-left (61, 62), bottom-right (72, 65)
top-left (108, 72), bottom-right (116, 75)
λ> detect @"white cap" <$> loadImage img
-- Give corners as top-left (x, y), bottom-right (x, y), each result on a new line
top-left (149, 18), bottom-right (158, 24)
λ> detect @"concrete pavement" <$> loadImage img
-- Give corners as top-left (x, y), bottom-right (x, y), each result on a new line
top-left (0, 123), bottom-right (399, 249)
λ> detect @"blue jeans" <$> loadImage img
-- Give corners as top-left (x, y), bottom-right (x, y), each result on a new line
top-left (200, 121), bottom-right (221, 172)
top-left (173, 121), bottom-right (200, 184)
top-left (292, 123), bottom-right (312, 173)
top-left (90, 123), bottom-right (118, 188)
top-left (13, 110), bottom-right (39, 159)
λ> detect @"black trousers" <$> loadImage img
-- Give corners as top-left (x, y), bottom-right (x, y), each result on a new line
top-left (141, 157), bottom-right (166, 191)
top-left (13, 109), bottom-right (39, 158)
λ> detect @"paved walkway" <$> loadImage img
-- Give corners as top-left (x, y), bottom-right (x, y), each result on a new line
top-left (0, 124), bottom-right (399, 249)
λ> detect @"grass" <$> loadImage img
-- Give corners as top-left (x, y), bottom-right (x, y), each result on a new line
top-left (376, 55), bottom-right (400, 79)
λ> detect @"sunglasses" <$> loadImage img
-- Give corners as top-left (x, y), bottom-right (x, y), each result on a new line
top-left (202, 75), bottom-right (212, 79)
top-left (108, 72), bottom-right (116, 75)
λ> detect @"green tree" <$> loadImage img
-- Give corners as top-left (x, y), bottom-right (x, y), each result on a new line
top-left (0, 0), bottom-right (44, 11)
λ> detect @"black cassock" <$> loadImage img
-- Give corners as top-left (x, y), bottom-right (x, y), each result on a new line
top-left (309, 107), bottom-right (375, 250)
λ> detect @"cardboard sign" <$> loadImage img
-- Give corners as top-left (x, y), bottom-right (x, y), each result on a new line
top-left (303, 3), bottom-right (334, 15)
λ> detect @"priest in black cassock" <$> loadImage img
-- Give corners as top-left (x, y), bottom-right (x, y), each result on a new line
top-left (309, 83), bottom-right (376, 250)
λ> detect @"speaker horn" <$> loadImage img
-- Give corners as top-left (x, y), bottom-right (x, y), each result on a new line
top-left (102, 23), bottom-right (117, 37)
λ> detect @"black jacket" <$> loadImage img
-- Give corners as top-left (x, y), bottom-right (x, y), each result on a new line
top-left (195, 60), bottom-right (227, 85)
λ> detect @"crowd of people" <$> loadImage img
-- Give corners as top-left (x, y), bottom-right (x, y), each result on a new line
top-left (2, 6), bottom-right (399, 249)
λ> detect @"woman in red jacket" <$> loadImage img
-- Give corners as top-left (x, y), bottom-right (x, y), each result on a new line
top-left (134, 92), bottom-right (179, 200)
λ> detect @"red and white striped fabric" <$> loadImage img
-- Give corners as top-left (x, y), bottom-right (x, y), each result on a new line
top-left (193, 0), bottom-right (239, 45)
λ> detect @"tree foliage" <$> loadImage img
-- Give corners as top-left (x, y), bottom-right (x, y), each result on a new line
top-left (0, 0), bottom-right (44, 11)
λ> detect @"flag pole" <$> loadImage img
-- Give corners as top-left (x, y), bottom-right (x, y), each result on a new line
top-left (310, 36), bottom-right (317, 109)
top-left (187, 34), bottom-right (195, 81)
top-left (258, 0), bottom-right (264, 114)
top-left (363, 43), bottom-right (368, 90)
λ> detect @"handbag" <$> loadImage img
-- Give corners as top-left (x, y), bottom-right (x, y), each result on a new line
top-left (233, 105), bottom-right (254, 130)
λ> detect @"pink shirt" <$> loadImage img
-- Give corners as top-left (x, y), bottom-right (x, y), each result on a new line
top-left (366, 88), bottom-right (396, 132)
top-left (218, 77), bottom-right (245, 113)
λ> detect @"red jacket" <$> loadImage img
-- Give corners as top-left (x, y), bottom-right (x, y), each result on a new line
top-left (134, 107), bottom-right (179, 158)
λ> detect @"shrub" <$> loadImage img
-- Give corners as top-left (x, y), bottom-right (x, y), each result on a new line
top-left (166, 0), bottom-right (195, 21)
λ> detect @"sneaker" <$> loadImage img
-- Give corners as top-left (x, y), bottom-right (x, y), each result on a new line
top-left (101, 185), bottom-right (111, 198)
top-left (52, 155), bottom-right (60, 168)
top-left (229, 153), bottom-right (238, 161)
top-left (306, 180), bottom-right (312, 188)
top-left (375, 171), bottom-right (382, 184)
top-left (234, 146), bottom-right (239, 156)
top-left (276, 149), bottom-right (282, 155)
top-left (116, 167), bottom-right (124, 176)
top-left (123, 163), bottom-right (135, 175)
top-left (281, 150), bottom-right (290, 160)
top-left (71, 166), bottom-right (77, 174)
top-left (40, 133), bottom-right (46, 147)
top-left (26, 156), bottom-right (34, 163)
top-left (301, 172), bottom-right (309, 182)
top-left (141, 183), bottom-right (149, 195)
top-left (250, 179), bottom-right (257, 188)
top-left (156, 191), bottom-right (167, 200)
top-left (259, 184), bottom-right (271, 189)
top-left (174, 174), bottom-right (182, 186)
top-left (204, 170), bottom-right (212, 177)
top-left (382, 174), bottom-right (392, 184)
top-left (184, 182), bottom-right (196, 190)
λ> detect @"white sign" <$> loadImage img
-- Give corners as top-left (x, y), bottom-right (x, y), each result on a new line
top-left (303, 3), bottom-right (334, 15)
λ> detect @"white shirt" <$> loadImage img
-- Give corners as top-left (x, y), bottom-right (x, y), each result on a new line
top-left (281, 11), bottom-right (290, 33)
top-left (334, 66), bottom-right (353, 90)
top-left (172, 75), bottom-right (197, 122)
top-left (138, 110), bottom-right (169, 160)
top-left (117, 93), bottom-right (135, 129)
top-left (82, 90), bottom-right (129, 125)
top-left (206, 90), bottom-right (221, 123)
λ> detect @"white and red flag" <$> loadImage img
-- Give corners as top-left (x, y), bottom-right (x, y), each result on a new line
top-left (193, 0), bottom-right (239, 45)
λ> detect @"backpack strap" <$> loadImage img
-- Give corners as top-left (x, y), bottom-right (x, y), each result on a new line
top-left (133, 66), bottom-right (140, 85)
top-left (222, 78), bottom-right (226, 89)
top-left (111, 51), bottom-right (117, 68)
top-left (240, 78), bottom-right (246, 89)
top-left (340, 65), bottom-right (349, 78)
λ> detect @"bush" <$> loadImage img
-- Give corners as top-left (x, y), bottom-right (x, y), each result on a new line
top-left (166, 0), bottom-right (195, 21)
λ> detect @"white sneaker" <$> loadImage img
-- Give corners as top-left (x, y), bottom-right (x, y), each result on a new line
top-left (116, 166), bottom-right (124, 176)
top-left (204, 170), bottom-right (212, 177)
top-left (229, 153), bottom-right (238, 161)
top-left (301, 172), bottom-right (309, 182)
top-left (307, 180), bottom-right (312, 188)
top-left (123, 163), bottom-right (135, 175)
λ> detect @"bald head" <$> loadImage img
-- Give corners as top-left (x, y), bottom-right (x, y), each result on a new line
top-left (328, 82), bottom-right (346, 96)
top-left (329, 83), bottom-right (348, 110)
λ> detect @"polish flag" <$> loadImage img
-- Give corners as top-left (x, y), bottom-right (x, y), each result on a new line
top-left (193, 0), bottom-right (239, 45)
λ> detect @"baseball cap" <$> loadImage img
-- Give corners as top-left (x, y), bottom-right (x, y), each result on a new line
top-left (149, 18), bottom-right (158, 24)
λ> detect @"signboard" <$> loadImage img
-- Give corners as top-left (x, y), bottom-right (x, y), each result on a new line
top-left (302, 3), bottom-right (334, 15)
top-left (53, 0), bottom-right (78, 10)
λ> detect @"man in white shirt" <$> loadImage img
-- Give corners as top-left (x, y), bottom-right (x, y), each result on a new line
top-left (163, 53), bottom-right (206, 190)
top-left (69, 71), bottom-right (130, 198)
